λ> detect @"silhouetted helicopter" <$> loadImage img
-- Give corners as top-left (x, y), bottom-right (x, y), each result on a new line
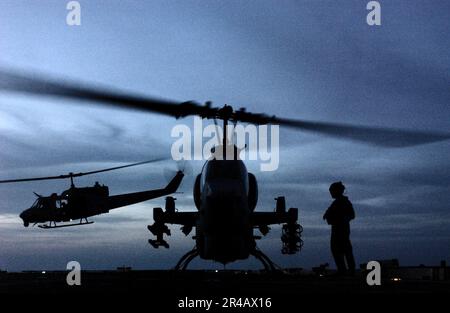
top-left (0, 159), bottom-right (184, 229)
top-left (0, 69), bottom-right (449, 268)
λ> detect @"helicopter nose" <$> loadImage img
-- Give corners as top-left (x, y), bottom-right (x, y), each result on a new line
top-left (20, 210), bottom-right (30, 227)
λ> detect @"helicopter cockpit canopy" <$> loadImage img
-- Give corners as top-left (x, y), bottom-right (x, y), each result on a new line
top-left (201, 159), bottom-right (249, 192)
top-left (30, 194), bottom-right (64, 210)
top-left (204, 159), bottom-right (247, 180)
top-left (30, 198), bottom-right (43, 209)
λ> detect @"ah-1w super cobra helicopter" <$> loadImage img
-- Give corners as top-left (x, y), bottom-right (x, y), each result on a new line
top-left (0, 159), bottom-right (184, 229)
top-left (0, 70), bottom-right (449, 269)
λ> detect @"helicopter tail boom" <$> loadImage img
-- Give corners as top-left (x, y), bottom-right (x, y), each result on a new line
top-left (106, 171), bottom-right (184, 210)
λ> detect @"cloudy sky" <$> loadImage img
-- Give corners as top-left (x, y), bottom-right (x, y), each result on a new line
top-left (0, 0), bottom-right (449, 271)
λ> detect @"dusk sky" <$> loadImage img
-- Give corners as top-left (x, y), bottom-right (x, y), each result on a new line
top-left (0, 0), bottom-right (449, 271)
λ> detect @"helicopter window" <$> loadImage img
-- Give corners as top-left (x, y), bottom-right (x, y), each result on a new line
top-left (31, 199), bottom-right (40, 209)
top-left (31, 199), bottom-right (45, 209)
top-left (202, 160), bottom-right (249, 192)
top-left (204, 160), bottom-right (245, 180)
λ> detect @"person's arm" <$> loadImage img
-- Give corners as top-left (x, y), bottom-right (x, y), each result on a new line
top-left (347, 200), bottom-right (355, 221)
top-left (323, 205), bottom-right (334, 225)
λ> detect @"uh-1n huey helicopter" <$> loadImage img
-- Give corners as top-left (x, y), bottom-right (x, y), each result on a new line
top-left (0, 69), bottom-right (449, 269)
top-left (0, 159), bottom-right (184, 229)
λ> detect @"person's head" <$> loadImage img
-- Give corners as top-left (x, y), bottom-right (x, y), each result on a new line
top-left (329, 181), bottom-right (345, 199)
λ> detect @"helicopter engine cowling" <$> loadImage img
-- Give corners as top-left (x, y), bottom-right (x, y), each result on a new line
top-left (193, 174), bottom-right (201, 210)
top-left (248, 172), bottom-right (258, 211)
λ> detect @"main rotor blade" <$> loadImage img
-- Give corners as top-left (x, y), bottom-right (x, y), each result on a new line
top-left (0, 69), bottom-right (212, 118)
top-left (70, 158), bottom-right (166, 177)
top-left (273, 117), bottom-right (450, 147)
top-left (0, 158), bottom-right (166, 184)
top-left (232, 109), bottom-right (450, 147)
top-left (1, 69), bottom-right (448, 147)
top-left (0, 174), bottom-right (70, 184)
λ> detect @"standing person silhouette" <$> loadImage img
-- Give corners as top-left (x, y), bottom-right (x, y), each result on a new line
top-left (323, 182), bottom-right (356, 276)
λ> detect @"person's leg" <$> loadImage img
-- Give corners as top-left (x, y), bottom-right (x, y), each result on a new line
top-left (344, 238), bottom-right (356, 275)
top-left (331, 237), bottom-right (347, 274)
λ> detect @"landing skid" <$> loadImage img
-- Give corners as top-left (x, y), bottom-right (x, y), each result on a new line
top-left (173, 246), bottom-right (280, 271)
top-left (251, 248), bottom-right (280, 271)
top-left (38, 219), bottom-right (94, 229)
top-left (174, 247), bottom-right (199, 270)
